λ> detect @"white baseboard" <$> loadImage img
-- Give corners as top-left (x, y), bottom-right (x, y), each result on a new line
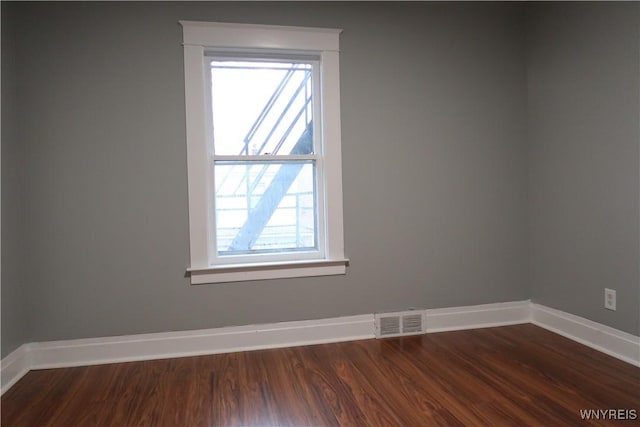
top-left (28, 314), bottom-right (374, 371)
top-left (0, 314), bottom-right (373, 395)
top-left (1, 344), bottom-right (31, 395)
top-left (531, 303), bottom-right (640, 367)
top-left (2, 301), bottom-right (638, 395)
top-left (425, 300), bottom-right (530, 332)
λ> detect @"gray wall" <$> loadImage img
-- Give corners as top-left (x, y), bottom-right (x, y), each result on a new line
top-left (527, 3), bottom-right (640, 335)
top-left (3, 2), bottom-right (638, 358)
top-left (1, 3), bottom-right (30, 356)
top-left (1, 2), bottom-right (528, 352)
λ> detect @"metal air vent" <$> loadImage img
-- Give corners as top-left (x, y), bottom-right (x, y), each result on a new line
top-left (375, 310), bottom-right (425, 338)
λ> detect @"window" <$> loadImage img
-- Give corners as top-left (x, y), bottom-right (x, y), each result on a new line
top-left (180, 21), bottom-right (347, 284)
top-left (211, 58), bottom-right (319, 260)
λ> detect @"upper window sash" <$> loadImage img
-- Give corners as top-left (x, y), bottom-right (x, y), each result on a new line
top-left (207, 56), bottom-right (320, 158)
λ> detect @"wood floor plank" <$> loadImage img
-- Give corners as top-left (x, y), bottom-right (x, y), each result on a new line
top-left (381, 336), bottom-right (538, 426)
top-left (287, 347), bottom-right (341, 426)
top-left (2, 324), bottom-right (639, 426)
top-left (262, 347), bottom-right (339, 426)
top-left (210, 352), bottom-right (243, 427)
top-left (339, 339), bottom-right (452, 425)
top-left (149, 357), bottom-right (209, 427)
top-left (331, 356), bottom-right (407, 426)
top-left (6, 367), bottom-right (86, 426)
top-left (303, 344), bottom-right (369, 426)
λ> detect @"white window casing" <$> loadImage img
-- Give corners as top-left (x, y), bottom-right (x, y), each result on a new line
top-left (180, 21), bottom-right (348, 284)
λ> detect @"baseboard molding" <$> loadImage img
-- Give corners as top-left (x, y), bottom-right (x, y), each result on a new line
top-left (531, 303), bottom-right (640, 367)
top-left (1, 344), bottom-right (31, 395)
top-left (425, 300), bottom-right (530, 333)
top-left (3, 301), bottom-right (638, 395)
top-left (1, 314), bottom-right (373, 395)
top-left (28, 314), bottom-right (374, 371)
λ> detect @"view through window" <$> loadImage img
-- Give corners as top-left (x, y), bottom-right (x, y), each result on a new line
top-left (209, 58), bottom-right (321, 257)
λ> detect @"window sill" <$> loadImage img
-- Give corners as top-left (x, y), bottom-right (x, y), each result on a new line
top-left (187, 258), bottom-right (349, 284)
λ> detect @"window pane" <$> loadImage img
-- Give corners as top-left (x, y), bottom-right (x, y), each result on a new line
top-left (210, 60), bottom-right (314, 156)
top-left (215, 161), bottom-right (317, 255)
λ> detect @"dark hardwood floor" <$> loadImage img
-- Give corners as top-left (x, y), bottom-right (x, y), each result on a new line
top-left (2, 324), bottom-right (639, 426)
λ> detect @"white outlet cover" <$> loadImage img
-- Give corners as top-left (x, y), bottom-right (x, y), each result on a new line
top-left (604, 288), bottom-right (616, 311)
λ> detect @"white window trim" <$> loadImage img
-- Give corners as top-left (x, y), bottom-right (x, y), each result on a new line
top-left (180, 21), bottom-right (348, 284)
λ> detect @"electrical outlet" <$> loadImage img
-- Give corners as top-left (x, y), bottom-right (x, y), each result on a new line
top-left (604, 288), bottom-right (616, 311)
